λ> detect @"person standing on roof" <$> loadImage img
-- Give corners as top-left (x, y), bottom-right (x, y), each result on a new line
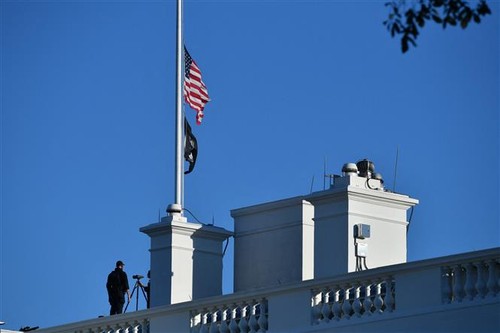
top-left (106, 260), bottom-right (131, 315)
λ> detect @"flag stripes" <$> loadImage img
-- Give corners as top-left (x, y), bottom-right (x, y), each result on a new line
top-left (184, 46), bottom-right (210, 124)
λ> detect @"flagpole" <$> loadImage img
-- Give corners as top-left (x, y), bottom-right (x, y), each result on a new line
top-left (168, 0), bottom-right (184, 217)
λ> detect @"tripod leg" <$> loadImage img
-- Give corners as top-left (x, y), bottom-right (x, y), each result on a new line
top-left (139, 284), bottom-right (149, 305)
top-left (135, 281), bottom-right (140, 311)
top-left (124, 283), bottom-right (138, 313)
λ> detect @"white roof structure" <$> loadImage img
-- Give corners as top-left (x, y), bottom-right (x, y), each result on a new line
top-left (34, 160), bottom-right (500, 333)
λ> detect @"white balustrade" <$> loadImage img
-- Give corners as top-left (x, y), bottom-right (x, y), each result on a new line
top-left (35, 249), bottom-right (498, 333)
top-left (191, 299), bottom-right (268, 333)
top-left (80, 319), bottom-right (148, 333)
top-left (311, 277), bottom-right (395, 325)
top-left (442, 258), bottom-right (499, 303)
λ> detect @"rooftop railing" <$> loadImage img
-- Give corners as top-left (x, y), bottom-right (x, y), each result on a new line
top-left (37, 248), bottom-right (499, 333)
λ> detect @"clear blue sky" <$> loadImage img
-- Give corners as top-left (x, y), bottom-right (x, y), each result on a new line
top-left (1, 0), bottom-right (498, 330)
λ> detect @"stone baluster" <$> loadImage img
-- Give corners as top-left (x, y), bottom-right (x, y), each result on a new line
top-left (209, 309), bottom-right (220, 333)
top-left (321, 289), bottom-right (332, 322)
top-left (142, 318), bottom-right (150, 333)
top-left (452, 265), bottom-right (464, 302)
top-left (486, 259), bottom-right (498, 297)
top-left (257, 300), bottom-right (268, 332)
top-left (475, 261), bottom-right (487, 298)
top-left (229, 306), bottom-right (239, 333)
top-left (384, 279), bottom-right (395, 312)
top-left (200, 312), bottom-right (210, 333)
top-left (238, 304), bottom-right (249, 333)
top-left (341, 286), bottom-right (352, 319)
top-left (191, 312), bottom-right (201, 332)
top-left (219, 308), bottom-right (229, 333)
top-left (351, 285), bottom-right (363, 317)
top-left (332, 288), bottom-right (342, 321)
top-left (248, 303), bottom-right (259, 333)
top-left (311, 290), bottom-right (323, 324)
top-left (441, 266), bottom-right (452, 304)
top-left (373, 282), bottom-right (384, 314)
top-left (497, 259), bottom-right (500, 294)
top-left (129, 322), bottom-right (138, 333)
top-left (363, 282), bottom-right (373, 316)
top-left (464, 263), bottom-right (476, 301)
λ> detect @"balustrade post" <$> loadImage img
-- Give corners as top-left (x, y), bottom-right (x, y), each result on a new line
top-left (238, 304), bottom-right (249, 333)
top-left (219, 308), bottom-right (229, 333)
top-left (209, 308), bottom-right (219, 333)
top-left (362, 282), bottom-right (373, 316)
top-left (200, 311), bottom-right (209, 333)
top-left (452, 265), bottom-right (464, 302)
top-left (373, 282), bottom-right (384, 314)
top-left (475, 261), bottom-right (487, 298)
top-left (132, 321), bottom-right (140, 333)
top-left (441, 266), bottom-right (452, 304)
top-left (257, 300), bottom-right (268, 332)
top-left (248, 302), bottom-right (259, 333)
top-left (497, 259), bottom-right (500, 292)
top-left (191, 312), bottom-right (201, 332)
top-left (332, 288), bottom-right (342, 321)
top-left (341, 286), bottom-right (352, 319)
top-left (352, 285), bottom-right (362, 317)
top-left (311, 290), bottom-right (323, 324)
top-left (321, 289), bottom-right (332, 323)
top-left (464, 262), bottom-right (476, 301)
top-left (383, 278), bottom-right (395, 312)
top-left (229, 306), bottom-right (239, 333)
top-left (142, 318), bottom-right (150, 333)
top-left (486, 259), bottom-right (498, 297)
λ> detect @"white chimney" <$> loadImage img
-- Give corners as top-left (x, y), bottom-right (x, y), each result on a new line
top-left (141, 215), bottom-right (232, 307)
top-left (231, 159), bottom-right (418, 292)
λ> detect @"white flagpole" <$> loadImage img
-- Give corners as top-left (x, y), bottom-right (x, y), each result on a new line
top-left (168, 0), bottom-right (184, 217)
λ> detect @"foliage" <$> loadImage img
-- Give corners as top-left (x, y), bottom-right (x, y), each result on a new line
top-left (384, 0), bottom-right (492, 53)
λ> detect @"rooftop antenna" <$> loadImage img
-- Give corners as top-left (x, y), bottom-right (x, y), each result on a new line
top-left (323, 156), bottom-right (327, 190)
top-left (393, 146), bottom-right (400, 192)
top-left (310, 175), bottom-right (315, 194)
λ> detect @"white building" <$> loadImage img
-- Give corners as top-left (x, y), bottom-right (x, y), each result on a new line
top-left (33, 159), bottom-right (500, 333)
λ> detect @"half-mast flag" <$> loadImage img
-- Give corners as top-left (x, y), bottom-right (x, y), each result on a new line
top-left (184, 117), bottom-right (198, 174)
top-left (184, 46), bottom-right (210, 125)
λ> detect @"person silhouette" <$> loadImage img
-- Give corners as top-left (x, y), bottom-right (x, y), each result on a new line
top-left (106, 260), bottom-right (131, 315)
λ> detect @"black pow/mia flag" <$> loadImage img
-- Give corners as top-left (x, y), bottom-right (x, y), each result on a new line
top-left (184, 117), bottom-right (198, 174)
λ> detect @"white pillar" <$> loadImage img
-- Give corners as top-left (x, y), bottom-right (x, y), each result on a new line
top-left (141, 216), bottom-right (232, 307)
top-left (308, 174), bottom-right (418, 278)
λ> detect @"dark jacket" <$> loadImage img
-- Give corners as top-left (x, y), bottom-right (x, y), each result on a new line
top-left (106, 268), bottom-right (129, 302)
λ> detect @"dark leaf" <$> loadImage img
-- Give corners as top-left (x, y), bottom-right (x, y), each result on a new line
top-left (460, 11), bottom-right (472, 29)
top-left (446, 16), bottom-right (457, 26)
top-left (432, 15), bottom-right (443, 23)
top-left (477, 2), bottom-right (491, 15)
top-left (402, 38), bottom-right (409, 53)
top-left (434, 0), bottom-right (444, 7)
top-left (416, 16), bottom-right (425, 27)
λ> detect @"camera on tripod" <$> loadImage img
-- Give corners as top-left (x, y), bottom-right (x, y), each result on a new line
top-left (125, 273), bottom-right (149, 313)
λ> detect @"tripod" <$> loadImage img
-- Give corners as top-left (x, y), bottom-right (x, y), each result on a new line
top-left (124, 276), bottom-right (149, 312)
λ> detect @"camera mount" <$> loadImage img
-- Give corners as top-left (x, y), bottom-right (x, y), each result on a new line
top-left (124, 273), bottom-right (149, 312)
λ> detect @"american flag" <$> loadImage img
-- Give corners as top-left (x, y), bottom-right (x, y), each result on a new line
top-left (184, 46), bottom-right (210, 124)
